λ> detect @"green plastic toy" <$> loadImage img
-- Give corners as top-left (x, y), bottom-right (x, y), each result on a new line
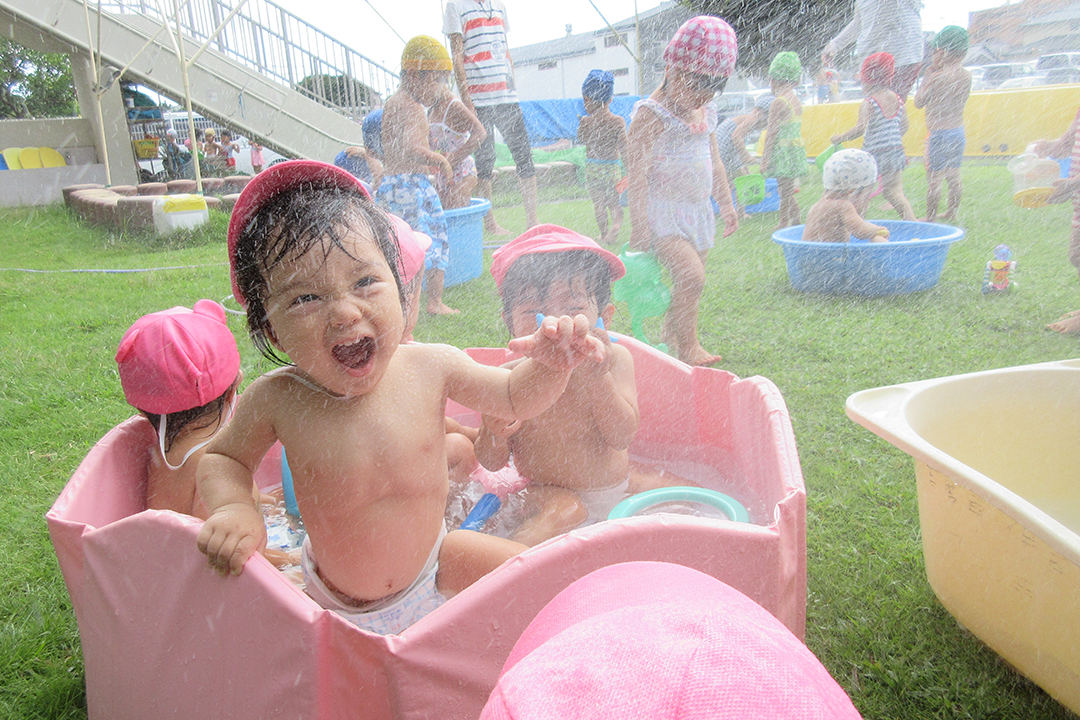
top-left (815, 143), bottom-right (842, 172)
top-left (612, 243), bottom-right (671, 352)
top-left (733, 172), bottom-right (766, 206)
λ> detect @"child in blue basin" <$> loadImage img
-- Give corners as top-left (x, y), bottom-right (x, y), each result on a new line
top-left (803, 149), bottom-right (889, 243)
top-left (197, 161), bottom-right (603, 635)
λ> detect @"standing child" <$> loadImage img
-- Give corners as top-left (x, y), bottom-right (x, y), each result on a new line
top-left (803, 149), bottom-right (889, 242)
top-left (627, 15), bottom-right (739, 367)
top-left (914, 26), bottom-right (971, 222)
top-left (220, 130), bottom-right (239, 171)
top-left (428, 81), bottom-right (486, 210)
top-left (761, 52), bottom-right (807, 229)
top-left (831, 52), bottom-right (916, 221)
top-left (377, 36), bottom-right (458, 315)
top-left (578, 69), bottom-right (628, 245)
top-left (1033, 109), bottom-right (1080, 333)
top-left (716, 93), bottom-right (772, 218)
top-left (249, 139), bottom-right (264, 174)
top-left (196, 160), bottom-right (605, 634)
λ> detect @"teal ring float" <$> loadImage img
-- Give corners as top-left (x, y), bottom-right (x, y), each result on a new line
top-left (608, 486), bottom-right (750, 523)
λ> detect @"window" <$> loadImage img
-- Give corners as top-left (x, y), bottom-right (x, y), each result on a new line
top-left (604, 33), bottom-right (626, 48)
top-left (612, 68), bottom-right (629, 77)
top-left (538, 61), bottom-right (557, 71)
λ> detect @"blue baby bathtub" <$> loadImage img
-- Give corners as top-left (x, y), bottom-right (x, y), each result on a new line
top-left (772, 220), bottom-right (964, 296)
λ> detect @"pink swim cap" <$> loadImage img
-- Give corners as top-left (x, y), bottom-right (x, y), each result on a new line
top-left (663, 15), bottom-right (738, 78)
top-left (392, 214), bottom-right (432, 285)
top-left (489, 224), bottom-right (625, 293)
top-left (860, 52), bottom-right (895, 86)
top-left (115, 300), bottom-right (241, 415)
top-left (481, 562), bottom-right (863, 720)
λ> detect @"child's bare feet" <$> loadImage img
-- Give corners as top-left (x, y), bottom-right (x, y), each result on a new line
top-left (940, 210), bottom-right (956, 222)
top-left (426, 301), bottom-right (460, 315)
top-left (1048, 309), bottom-right (1080, 334)
top-left (681, 345), bottom-right (722, 367)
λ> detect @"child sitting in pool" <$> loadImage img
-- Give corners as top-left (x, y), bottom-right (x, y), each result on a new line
top-left (196, 161), bottom-right (603, 635)
top-left (116, 300), bottom-right (245, 519)
top-left (474, 225), bottom-right (640, 546)
top-left (116, 301), bottom-right (297, 568)
top-left (803, 149), bottom-right (889, 243)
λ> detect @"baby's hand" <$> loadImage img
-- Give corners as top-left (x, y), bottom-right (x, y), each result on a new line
top-left (438, 156), bottom-right (453, 181)
top-left (196, 502), bottom-right (267, 577)
top-left (481, 413), bottom-right (521, 439)
top-left (509, 314), bottom-right (604, 371)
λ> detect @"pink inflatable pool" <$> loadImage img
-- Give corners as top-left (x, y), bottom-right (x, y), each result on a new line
top-left (47, 336), bottom-right (805, 720)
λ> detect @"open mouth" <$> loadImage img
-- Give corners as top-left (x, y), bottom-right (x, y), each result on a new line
top-left (331, 336), bottom-right (376, 370)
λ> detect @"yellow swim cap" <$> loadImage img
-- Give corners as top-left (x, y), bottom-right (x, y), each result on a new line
top-left (401, 36), bottom-right (452, 72)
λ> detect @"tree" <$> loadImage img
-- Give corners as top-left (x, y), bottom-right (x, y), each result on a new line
top-left (691, 0), bottom-right (855, 77)
top-left (0, 38), bottom-right (77, 119)
top-left (296, 73), bottom-right (380, 111)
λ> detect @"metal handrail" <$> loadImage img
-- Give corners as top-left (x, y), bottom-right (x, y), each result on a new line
top-left (101, 0), bottom-right (398, 122)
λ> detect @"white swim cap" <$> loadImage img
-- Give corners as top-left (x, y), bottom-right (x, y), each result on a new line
top-left (822, 149), bottom-right (878, 191)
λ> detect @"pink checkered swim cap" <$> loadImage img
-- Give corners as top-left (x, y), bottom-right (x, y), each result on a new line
top-left (116, 299), bottom-right (241, 470)
top-left (663, 15), bottom-right (738, 77)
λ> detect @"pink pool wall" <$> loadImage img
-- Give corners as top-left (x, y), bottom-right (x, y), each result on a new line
top-left (47, 335), bottom-right (806, 720)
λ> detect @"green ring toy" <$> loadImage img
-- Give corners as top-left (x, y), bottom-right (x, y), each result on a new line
top-left (608, 486), bottom-right (750, 523)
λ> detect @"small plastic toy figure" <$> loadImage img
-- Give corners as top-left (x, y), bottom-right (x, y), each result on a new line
top-left (982, 244), bottom-right (1017, 294)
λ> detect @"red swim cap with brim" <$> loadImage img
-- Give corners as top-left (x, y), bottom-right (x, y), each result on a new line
top-left (227, 159), bottom-right (428, 303)
top-left (489, 224), bottom-right (625, 293)
top-left (860, 52), bottom-right (895, 86)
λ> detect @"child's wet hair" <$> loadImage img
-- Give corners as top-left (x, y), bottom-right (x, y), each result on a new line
top-left (233, 185), bottom-right (404, 364)
top-left (141, 384), bottom-right (234, 453)
top-left (500, 250), bottom-right (613, 330)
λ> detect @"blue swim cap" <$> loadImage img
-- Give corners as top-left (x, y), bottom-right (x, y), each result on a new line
top-left (582, 69), bottom-right (615, 103)
top-left (362, 109), bottom-right (383, 157)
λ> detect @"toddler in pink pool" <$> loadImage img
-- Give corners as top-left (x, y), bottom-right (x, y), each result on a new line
top-left (473, 225), bottom-right (638, 546)
top-left (196, 161), bottom-right (604, 635)
top-left (116, 300), bottom-right (246, 520)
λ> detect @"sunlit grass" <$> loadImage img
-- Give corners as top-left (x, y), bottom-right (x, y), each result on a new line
top-left (2, 164), bottom-right (1079, 718)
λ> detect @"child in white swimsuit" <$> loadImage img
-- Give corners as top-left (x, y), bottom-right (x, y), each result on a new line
top-left (428, 84), bottom-right (485, 209)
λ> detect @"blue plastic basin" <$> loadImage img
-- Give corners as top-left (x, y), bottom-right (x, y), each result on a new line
top-left (442, 198), bottom-right (490, 287)
top-left (772, 220), bottom-right (964, 296)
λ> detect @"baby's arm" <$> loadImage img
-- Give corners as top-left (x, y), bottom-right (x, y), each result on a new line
top-left (196, 380), bottom-right (280, 577)
top-left (831, 100), bottom-right (870, 144)
top-left (400, 102), bottom-right (453, 180)
top-left (447, 99), bottom-right (487, 169)
top-left (709, 134), bottom-right (738, 237)
top-left (445, 315), bottom-right (604, 422)
top-left (580, 339), bottom-right (639, 450)
top-left (842, 202), bottom-right (889, 241)
top-left (627, 105), bottom-right (663, 250)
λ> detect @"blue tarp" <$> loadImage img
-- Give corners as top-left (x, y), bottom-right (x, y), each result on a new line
top-left (519, 97), bottom-right (642, 146)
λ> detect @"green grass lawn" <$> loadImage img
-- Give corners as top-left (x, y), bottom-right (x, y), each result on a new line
top-left (2, 163), bottom-right (1079, 719)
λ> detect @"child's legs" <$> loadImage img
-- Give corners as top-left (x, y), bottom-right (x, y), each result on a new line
top-left (654, 235), bottom-right (715, 364)
top-left (444, 174), bottom-right (476, 210)
top-left (942, 167), bottom-right (962, 217)
top-left (925, 168), bottom-right (944, 219)
top-left (587, 186), bottom-right (610, 236)
top-left (510, 486), bottom-right (588, 547)
top-left (776, 177), bottom-right (800, 227)
top-left (446, 431), bottom-right (479, 487)
top-left (437, 529), bottom-right (527, 597)
top-left (880, 170), bottom-right (915, 220)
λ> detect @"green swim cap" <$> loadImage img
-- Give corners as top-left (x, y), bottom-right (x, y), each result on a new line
top-left (769, 52), bottom-right (802, 83)
top-left (932, 26), bottom-right (969, 54)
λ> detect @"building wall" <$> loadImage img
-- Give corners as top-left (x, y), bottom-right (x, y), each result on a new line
top-left (513, 31), bottom-right (640, 102)
top-left (971, 0), bottom-right (1073, 49)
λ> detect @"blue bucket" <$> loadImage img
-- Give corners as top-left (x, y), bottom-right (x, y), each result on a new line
top-left (442, 198), bottom-right (490, 287)
top-left (772, 220), bottom-right (964, 296)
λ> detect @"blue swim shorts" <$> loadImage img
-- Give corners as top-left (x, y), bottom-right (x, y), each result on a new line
top-left (376, 173), bottom-right (450, 272)
top-left (926, 128), bottom-right (965, 172)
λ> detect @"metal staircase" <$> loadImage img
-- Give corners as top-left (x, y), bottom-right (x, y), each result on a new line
top-left (0, 0), bottom-right (399, 160)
